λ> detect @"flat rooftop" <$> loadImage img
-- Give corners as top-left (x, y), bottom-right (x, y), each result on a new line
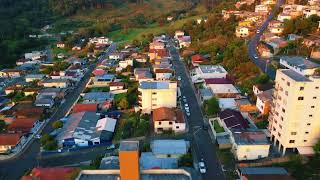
top-left (232, 129), bottom-right (269, 145)
top-left (119, 141), bottom-right (139, 151)
top-left (281, 69), bottom-right (311, 82)
top-left (280, 56), bottom-right (320, 70)
top-left (199, 65), bottom-right (227, 74)
top-left (140, 81), bottom-right (171, 89)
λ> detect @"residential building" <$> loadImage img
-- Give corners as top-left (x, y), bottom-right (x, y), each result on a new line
top-left (253, 83), bottom-right (273, 95)
top-left (303, 6), bottom-right (320, 18)
top-left (138, 81), bottom-right (177, 114)
top-left (191, 54), bottom-right (208, 67)
top-left (230, 129), bottom-right (270, 161)
top-left (41, 79), bottom-right (70, 88)
top-left (57, 112), bottom-right (117, 147)
top-left (268, 20), bottom-right (284, 35)
top-left (109, 82), bottom-right (125, 91)
top-left (134, 68), bottom-right (153, 82)
top-left (153, 107), bottom-right (185, 133)
top-left (257, 43), bottom-right (273, 58)
top-left (311, 47), bottom-right (320, 59)
top-left (73, 103), bottom-right (97, 113)
top-left (151, 140), bottom-right (189, 158)
top-left (279, 56), bottom-right (320, 76)
top-left (277, 13), bottom-right (292, 22)
top-left (235, 98), bottom-right (257, 112)
top-left (269, 69), bottom-right (320, 156)
top-left (155, 69), bottom-right (173, 80)
top-left (119, 58), bottom-right (133, 69)
top-left (24, 51), bottom-right (44, 60)
top-left (7, 118), bottom-right (39, 134)
top-left (56, 42), bottom-right (65, 48)
top-left (75, 141), bottom-right (192, 180)
top-left (89, 37), bottom-right (111, 45)
top-left (83, 92), bottom-right (113, 104)
top-left (92, 74), bottom-right (115, 87)
top-left (177, 36), bottom-right (191, 48)
top-left (0, 133), bottom-right (21, 153)
top-left (191, 65), bottom-right (228, 83)
top-left (255, 4), bottom-right (269, 14)
top-left (199, 88), bottom-right (214, 103)
top-left (174, 30), bottom-right (185, 39)
top-left (238, 167), bottom-right (294, 180)
top-left (0, 69), bottom-right (22, 78)
top-left (207, 84), bottom-right (240, 98)
top-left (256, 89), bottom-right (273, 115)
top-left (109, 52), bottom-right (124, 60)
top-left (236, 26), bottom-right (252, 38)
top-left (25, 74), bottom-right (46, 82)
top-left (35, 97), bottom-right (55, 108)
top-left (303, 34), bottom-right (320, 47)
top-left (219, 98), bottom-right (237, 110)
top-left (219, 109), bottom-right (249, 130)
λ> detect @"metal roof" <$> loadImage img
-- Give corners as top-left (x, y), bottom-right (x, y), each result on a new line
top-left (139, 81), bottom-right (170, 89)
top-left (239, 167), bottom-right (288, 175)
top-left (151, 140), bottom-right (188, 155)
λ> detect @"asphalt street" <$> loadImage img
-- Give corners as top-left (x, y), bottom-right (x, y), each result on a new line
top-left (168, 41), bottom-right (225, 180)
top-left (248, 0), bottom-right (285, 80)
top-left (0, 43), bottom-right (117, 180)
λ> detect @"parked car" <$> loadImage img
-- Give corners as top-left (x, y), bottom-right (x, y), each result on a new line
top-left (34, 134), bottom-right (41, 139)
top-left (106, 144), bottom-right (115, 150)
top-left (199, 159), bottom-right (206, 174)
top-left (177, 76), bottom-right (182, 81)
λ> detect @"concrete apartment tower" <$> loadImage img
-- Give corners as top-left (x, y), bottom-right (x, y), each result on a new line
top-left (269, 69), bottom-right (320, 156)
top-left (119, 141), bottom-right (140, 180)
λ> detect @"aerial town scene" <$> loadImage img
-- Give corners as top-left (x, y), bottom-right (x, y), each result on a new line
top-left (0, 0), bottom-right (320, 179)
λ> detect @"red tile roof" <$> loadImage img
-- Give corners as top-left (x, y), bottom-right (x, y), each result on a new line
top-left (149, 49), bottom-right (168, 57)
top-left (72, 103), bottom-right (97, 113)
top-left (155, 69), bottom-right (173, 73)
top-left (191, 54), bottom-right (206, 63)
top-left (109, 82), bottom-right (125, 87)
top-left (153, 107), bottom-right (184, 123)
top-left (92, 69), bottom-right (105, 76)
top-left (21, 167), bottom-right (79, 180)
top-left (0, 133), bottom-right (21, 146)
top-left (7, 118), bottom-right (38, 133)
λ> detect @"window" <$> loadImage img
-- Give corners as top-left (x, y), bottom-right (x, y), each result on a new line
top-left (307, 123), bottom-right (311, 126)
top-left (152, 92), bottom-right (157, 95)
top-left (285, 91), bottom-right (288, 96)
top-left (311, 106), bottom-right (315, 108)
top-left (305, 132), bottom-right (309, 134)
top-left (291, 132), bottom-right (297, 135)
top-left (158, 122), bottom-right (162, 125)
top-left (316, 87), bottom-right (319, 89)
top-left (298, 97), bottom-right (304, 100)
top-left (287, 82), bottom-right (290, 86)
top-left (300, 87), bottom-right (304, 91)
top-left (152, 98), bottom-right (157, 101)
top-left (281, 116), bottom-right (284, 121)
top-left (169, 122), bottom-right (173, 125)
top-left (304, 140), bottom-right (307, 142)
top-left (176, 126), bottom-right (179, 129)
top-left (313, 97), bottom-right (317, 99)
top-left (167, 154), bottom-right (171, 158)
top-left (282, 108), bottom-right (285, 113)
top-left (309, 115), bottom-right (313, 117)
top-left (279, 125), bottom-right (282, 129)
top-left (273, 127), bottom-right (276, 131)
top-left (278, 132), bottom-right (281, 137)
top-left (152, 104), bottom-right (157, 106)
top-left (289, 140), bottom-right (295, 143)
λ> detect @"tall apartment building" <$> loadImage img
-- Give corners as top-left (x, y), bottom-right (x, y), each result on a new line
top-left (269, 69), bottom-right (320, 155)
top-left (138, 81), bottom-right (177, 114)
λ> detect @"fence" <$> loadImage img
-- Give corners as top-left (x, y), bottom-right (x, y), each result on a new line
top-left (237, 156), bottom-right (293, 167)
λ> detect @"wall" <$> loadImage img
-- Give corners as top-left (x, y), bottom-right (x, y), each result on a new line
top-left (233, 144), bottom-right (270, 161)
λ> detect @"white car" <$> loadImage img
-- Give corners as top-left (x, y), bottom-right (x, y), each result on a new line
top-left (177, 76), bottom-right (182, 81)
top-left (182, 96), bottom-right (187, 103)
top-left (199, 160), bottom-right (206, 174)
top-left (254, 55), bottom-right (258, 59)
top-left (184, 104), bottom-right (189, 110)
top-left (185, 109), bottom-right (191, 116)
top-left (34, 134), bottom-right (41, 139)
top-left (256, 30), bottom-right (260, 33)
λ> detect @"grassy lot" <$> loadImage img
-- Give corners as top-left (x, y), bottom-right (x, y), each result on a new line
top-left (217, 149), bottom-right (237, 180)
top-left (255, 120), bottom-right (269, 129)
top-left (214, 121), bottom-right (225, 133)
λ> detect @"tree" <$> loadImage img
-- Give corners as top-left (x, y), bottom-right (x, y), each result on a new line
top-left (0, 120), bottom-right (6, 133)
top-left (52, 120), bottom-right (63, 129)
top-left (255, 74), bottom-right (269, 84)
top-left (204, 97), bottom-right (220, 116)
top-left (44, 140), bottom-right (58, 151)
top-left (118, 97), bottom-right (129, 109)
top-left (178, 153), bottom-right (193, 167)
top-left (314, 139), bottom-right (320, 154)
top-left (40, 134), bottom-right (53, 146)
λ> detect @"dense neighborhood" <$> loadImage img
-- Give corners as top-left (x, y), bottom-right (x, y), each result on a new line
top-left (1, 0), bottom-right (320, 180)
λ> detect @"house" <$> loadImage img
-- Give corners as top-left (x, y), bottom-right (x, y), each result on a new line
top-left (25, 74), bottom-right (46, 82)
top-left (0, 133), bottom-right (21, 153)
top-left (57, 112), bottom-right (116, 147)
top-left (265, 37), bottom-right (288, 53)
top-left (303, 34), bottom-right (320, 47)
top-left (119, 58), bottom-right (133, 69)
top-left (256, 89), bottom-right (273, 115)
top-left (191, 65), bottom-right (228, 83)
top-left (257, 43), bottom-right (273, 58)
top-left (0, 69), bottom-right (22, 78)
top-left (24, 88), bottom-right (40, 96)
top-left (238, 167), bottom-right (293, 180)
top-left (230, 129), bottom-right (270, 161)
top-left (153, 107), bottom-right (185, 133)
top-left (56, 42), bottom-right (65, 48)
top-left (303, 6), bottom-right (320, 18)
top-left (279, 56), bottom-right (320, 76)
top-left (131, 53), bottom-right (148, 63)
top-left (277, 13), bottom-right (292, 22)
top-left (92, 74), bottom-right (115, 87)
top-left (191, 54), bottom-right (208, 67)
top-left (235, 98), bottom-right (257, 113)
top-left (35, 97), bottom-right (55, 108)
top-left (219, 98), bottom-right (237, 110)
top-left (177, 36), bottom-right (191, 48)
top-left (311, 47), bottom-right (320, 59)
top-left (7, 118), bottom-right (39, 134)
top-left (89, 37), bottom-right (111, 45)
top-left (268, 20), bottom-right (284, 35)
top-left (41, 79), bottom-right (70, 88)
top-left (38, 88), bottom-right (65, 99)
top-left (199, 88), bottom-right (213, 102)
top-left (109, 52), bottom-right (124, 60)
top-left (138, 81), bottom-right (177, 114)
top-left (109, 82), bottom-right (125, 91)
top-left (167, 16), bottom-right (173, 21)
top-left (4, 86), bottom-right (23, 95)
top-left (253, 83), bottom-right (273, 95)
top-left (151, 140), bottom-right (189, 158)
top-left (174, 30), bottom-right (185, 39)
top-left (16, 58), bottom-right (33, 66)
top-left (92, 69), bottom-right (106, 76)
top-left (21, 167), bottom-right (80, 180)
top-left (83, 92), bottom-right (113, 104)
top-left (155, 69), bottom-right (173, 80)
top-left (24, 51), bottom-right (44, 60)
top-left (219, 109), bottom-right (249, 130)
top-left (204, 78), bottom-right (233, 86)
top-left (207, 84), bottom-right (240, 98)
top-left (255, 4), bottom-right (269, 14)
top-left (236, 26), bottom-right (253, 38)
top-left (134, 68), bottom-right (153, 82)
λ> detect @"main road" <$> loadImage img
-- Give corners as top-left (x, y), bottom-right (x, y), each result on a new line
top-left (168, 41), bottom-right (225, 180)
top-left (0, 43), bottom-right (117, 180)
top-left (247, 0), bottom-right (285, 80)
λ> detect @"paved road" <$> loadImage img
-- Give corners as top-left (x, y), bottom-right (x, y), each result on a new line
top-left (0, 44), bottom-right (117, 180)
top-left (247, 0), bottom-right (285, 80)
top-left (168, 42), bottom-right (225, 180)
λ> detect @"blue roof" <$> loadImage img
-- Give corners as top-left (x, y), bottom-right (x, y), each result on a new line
top-left (239, 167), bottom-right (288, 175)
top-left (140, 81), bottom-right (170, 89)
